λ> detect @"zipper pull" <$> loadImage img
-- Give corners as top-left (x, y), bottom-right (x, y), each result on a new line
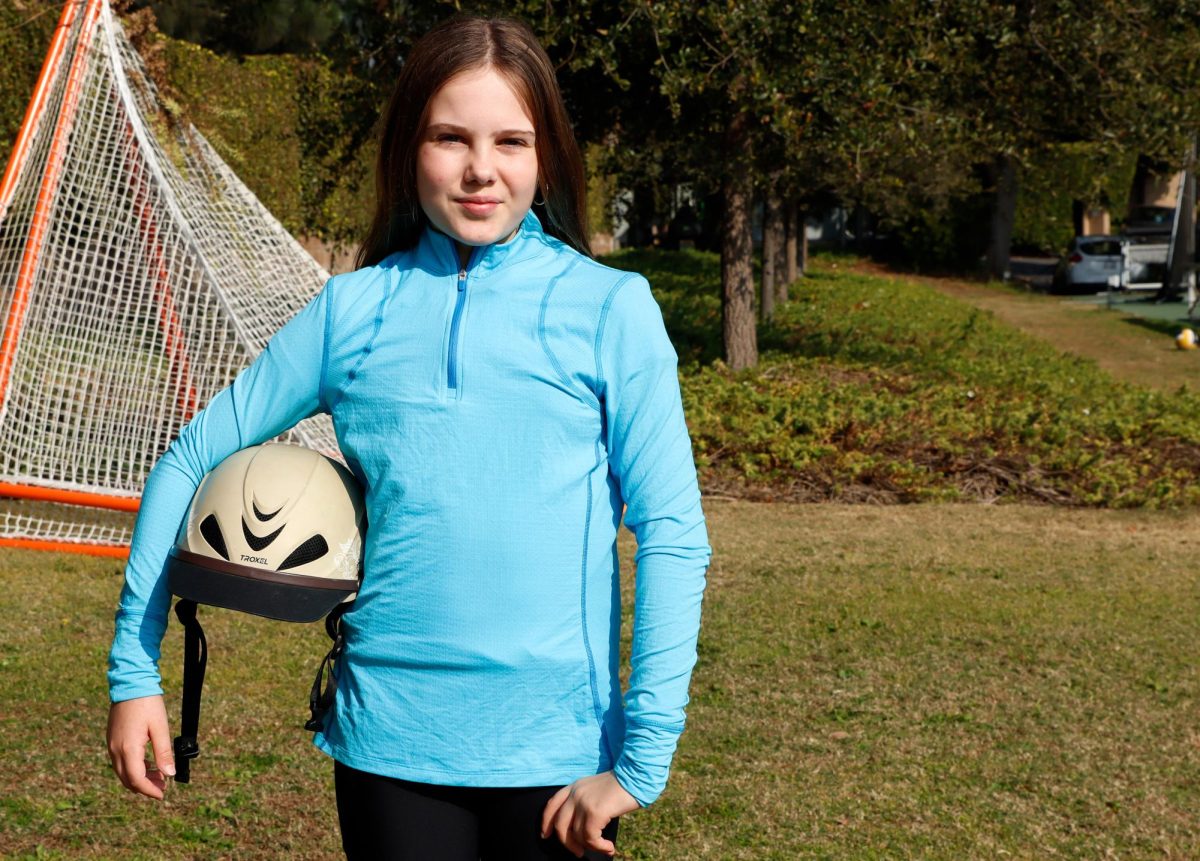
top-left (458, 269), bottom-right (467, 289)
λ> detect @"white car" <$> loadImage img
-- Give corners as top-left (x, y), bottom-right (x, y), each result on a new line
top-left (1052, 235), bottom-right (1124, 294)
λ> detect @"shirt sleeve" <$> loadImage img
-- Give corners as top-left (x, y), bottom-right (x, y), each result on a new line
top-left (598, 275), bottom-right (712, 807)
top-left (107, 281), bottom-right (333, 703)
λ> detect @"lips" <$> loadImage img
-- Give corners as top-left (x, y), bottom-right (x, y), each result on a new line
top-left (456, 197), bottom-right (500, 216)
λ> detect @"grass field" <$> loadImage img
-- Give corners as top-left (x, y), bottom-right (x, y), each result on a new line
top-left (2, 502), bottom-right (1198, 860)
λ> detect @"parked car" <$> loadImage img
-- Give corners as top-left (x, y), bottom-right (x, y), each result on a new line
top-left (1052, 235), bottom-right (1124, 294)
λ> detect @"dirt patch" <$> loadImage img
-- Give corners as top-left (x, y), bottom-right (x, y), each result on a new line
top-left (846, 260), bottom-right (1200, 394)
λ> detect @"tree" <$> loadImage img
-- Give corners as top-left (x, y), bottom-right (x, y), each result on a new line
top-left (927, 0), bottom-right (1200, 279)
top-left (629, 0), bottom-right (829, 369)
top-left (760, 173), bottom-right (783, 322)
top-left (135, 0), bottom-right (343, 54)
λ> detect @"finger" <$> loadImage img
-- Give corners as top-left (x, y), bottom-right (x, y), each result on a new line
top-left (148, 719), bottom-right (176, 779)
top-left (541, 785), bottom-right (570, 838)
top-left (563, 832), bottom-right (585, 859)
top-left (553, 798), bottom-right (577, 853)
top-left (586, 829), bottom-right (616, 856)
top-left (144, 759), bottom-right (168, 793)
top-left (109, 744), bottom-right (127, 786)
top-left (568, 810), bottom-right (601, 859)
top-left (569, 812), bottom-right (600, 857)
top-left (120, 746), bottom-right (164, 800)
top-left (106, 724), bottom-right (126, 783)
top-left (581, 813), bottom-right (615, 855)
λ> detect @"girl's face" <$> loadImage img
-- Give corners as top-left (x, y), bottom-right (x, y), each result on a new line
top-left (416, 67), bottom-right (539, 257)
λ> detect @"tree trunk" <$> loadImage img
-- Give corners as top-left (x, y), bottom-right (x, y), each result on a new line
top-left (784, 202), bottom-right (799, 285)
top-left (628, 182), bottom-right (657, 247)
top-left (722, 114), bottom-right (757, 370)
top-left (986, 153), bottom-right (1018, 281)
top-left (761, 184), bottom-right (783, 322)
top-left (799, 210), bottom-right (808, 275)
top-left (772, 209), bottom-right (786, 289)
top-left (853, 204), bottom-right (868, 254)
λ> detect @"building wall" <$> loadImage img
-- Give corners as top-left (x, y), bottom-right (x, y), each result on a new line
top-left (1082, 207), bottom-right (1111, 235)
top-left (298, 234), bottom-right (357, 275)
top-left (1137, 170), bottom-right (1182, 208)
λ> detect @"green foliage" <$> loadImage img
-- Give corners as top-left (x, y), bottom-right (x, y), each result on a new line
top-left (164, 41), bottom-right (303, 220)
top-left (0, 8), bottom-right (373, 246)
top-left (884, 191), bottom-right (992, 272)
top-left (0, 1), bottom-right (59, 161)
top-left (1013, 143), bottom-right (1139, 253)
top-left (584, 142), bottom-right (615, 236)
top-left (604, 249), bottom-right (1200, 507)
top-left (136, 0), bottom-right (342, 55)
top-left (160, 36), bottom-right (371, 245)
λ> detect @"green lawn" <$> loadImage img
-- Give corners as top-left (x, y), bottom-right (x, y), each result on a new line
top-left (2, 502), bottom-right (1199, 859)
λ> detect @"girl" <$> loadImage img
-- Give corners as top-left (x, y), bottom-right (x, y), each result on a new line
top-left (106, 15), bottom-right (711, 860)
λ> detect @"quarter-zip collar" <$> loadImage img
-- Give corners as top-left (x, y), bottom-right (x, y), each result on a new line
top-left (417, 210), bottom-right (546, 281)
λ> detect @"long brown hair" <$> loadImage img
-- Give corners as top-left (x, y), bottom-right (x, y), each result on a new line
top-left (355, 16), bottom-right (590, 268)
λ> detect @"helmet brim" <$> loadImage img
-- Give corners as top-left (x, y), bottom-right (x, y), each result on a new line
top-left (167, 548), bottom-right (357, 623)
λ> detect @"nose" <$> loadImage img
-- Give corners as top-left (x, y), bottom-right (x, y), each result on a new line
top-left (464, 145), bottom-right (495, 186)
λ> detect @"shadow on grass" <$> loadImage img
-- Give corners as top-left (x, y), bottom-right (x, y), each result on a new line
top-left (1112, 311), bottom-right (1198, 339)
top-left (1117, 314), bottom-right (1193, 338)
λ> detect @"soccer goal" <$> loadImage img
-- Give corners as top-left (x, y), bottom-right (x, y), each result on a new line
top-left (0, 0), bottom-right (339, 556)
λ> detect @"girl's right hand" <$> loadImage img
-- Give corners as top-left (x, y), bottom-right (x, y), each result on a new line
top-left (106, 695), bottom-right (176, 799)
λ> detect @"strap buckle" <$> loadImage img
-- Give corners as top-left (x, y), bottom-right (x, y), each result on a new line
top-left (306, 604), bottom-right (349, 732)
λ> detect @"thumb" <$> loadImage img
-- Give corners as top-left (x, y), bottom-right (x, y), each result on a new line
top-left (148, 715), bottom-right (176, 778)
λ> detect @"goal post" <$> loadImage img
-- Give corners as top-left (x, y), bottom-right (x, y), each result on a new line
top-left (0, 0), bottom-right (341, 556)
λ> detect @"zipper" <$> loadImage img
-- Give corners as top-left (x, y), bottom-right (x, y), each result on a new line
top-left (447, 261), bottom-right (470, 390)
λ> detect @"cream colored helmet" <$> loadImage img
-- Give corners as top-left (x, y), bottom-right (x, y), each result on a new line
top-left (166, 443), bottom-right (366, 783)
top-left (167, 443), bottom-right (365, 622)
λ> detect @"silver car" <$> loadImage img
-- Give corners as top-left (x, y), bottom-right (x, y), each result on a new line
top-left (1052, 235), bottom-right (1124, 294)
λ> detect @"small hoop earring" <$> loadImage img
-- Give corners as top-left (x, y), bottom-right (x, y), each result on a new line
top-left (533, 187), bottom-right (547, 207)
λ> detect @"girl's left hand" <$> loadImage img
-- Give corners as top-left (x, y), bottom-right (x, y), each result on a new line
top-left (540, 770), bottom-right (640, 858)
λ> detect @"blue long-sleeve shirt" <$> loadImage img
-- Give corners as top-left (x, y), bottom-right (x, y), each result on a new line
top-left (107, 211), bottom-right (711, 805)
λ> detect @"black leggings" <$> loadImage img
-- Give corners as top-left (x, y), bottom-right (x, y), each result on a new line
top-left (334, 761), bottom-right (620, 860)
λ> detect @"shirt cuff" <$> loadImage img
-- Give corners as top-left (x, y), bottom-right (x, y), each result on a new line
top-left (611, 718), bottom-right (685, 806)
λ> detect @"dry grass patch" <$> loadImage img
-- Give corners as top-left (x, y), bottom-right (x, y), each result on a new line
top-left (625, 501), bottom-right (1200, 860)
top-left (2, 502), bottom-right (1199, 859)
top-left (867, 265), bottom-right (1200, 396)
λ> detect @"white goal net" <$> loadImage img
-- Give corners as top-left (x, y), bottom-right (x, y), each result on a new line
top-left (0, 0), bottom-right (339, 555)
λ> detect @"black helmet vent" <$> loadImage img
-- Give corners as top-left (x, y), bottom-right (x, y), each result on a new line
top-left (242, 519), bottom-right (285, 551)
top-left (278, 535), bottom-right (329, 571)
top-left (252, 501), bottom-right (281, 521)
top-left (199, 514), bottom-right (229, 560)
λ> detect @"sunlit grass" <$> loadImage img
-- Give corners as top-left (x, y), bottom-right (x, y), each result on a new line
top-left (2, 503), bottom-right (1199, 858)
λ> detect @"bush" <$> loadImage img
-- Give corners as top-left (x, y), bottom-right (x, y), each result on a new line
top-left (0, 2), bottom-right (58, 160)
top-left (604, 249), bottom-right (1200, 507)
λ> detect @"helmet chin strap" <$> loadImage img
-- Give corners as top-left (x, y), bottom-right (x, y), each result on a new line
top-left (171, 597), bottom-right (350, 783)
top-left (172, 599), bottom-right (205, 784)
top-left (306, 603), bottom-right (350, 732)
